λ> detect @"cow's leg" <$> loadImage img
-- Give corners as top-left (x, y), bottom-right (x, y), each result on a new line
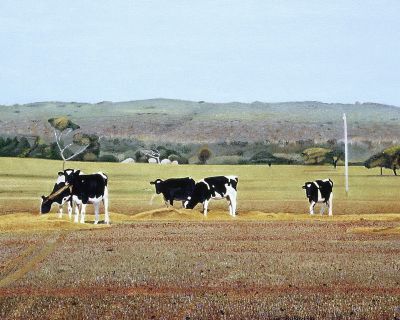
top-left (320, 203), bottom-right (325, 215)
top-left (104, 188), bottom-right (110, 225)
top-left (309, 201), bottom-right (316, 215)
top-left (230, 192), bottom-right (237, 216)
top-left (74, 203), bottom-right (80, 223)
top-left (164, 196), bottom-right (169, 207)
top-left (67, 201), bottom-right (72, 220)
top-left (226, 195), bottom-right (233, 215)
top-left (58, 204), bottom-right (63, 218)
top-left (328, 193), bottom-right (333, 216)
top-left (93, 202), bottom-right (100, 224)
top-left (203, 200), bottom-right (209, 216)
top-left (80, 204), bottom-right (86, 224)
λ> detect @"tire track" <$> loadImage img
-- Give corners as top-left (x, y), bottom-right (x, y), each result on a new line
top-left (0, 284), bottom-right (399, 298)
top-left (0, 243), bottom-right (37, 278)
top-left (0, 232), bottom-right (65, 288)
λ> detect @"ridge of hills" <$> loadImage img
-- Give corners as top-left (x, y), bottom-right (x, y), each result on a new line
top-left (1, 99), bottom-right (399, 144)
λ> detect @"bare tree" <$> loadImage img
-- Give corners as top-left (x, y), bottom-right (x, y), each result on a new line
top-left (48, 117), bottom-right (89, 169)
top-left (141, 149), bottom-right (160, 164)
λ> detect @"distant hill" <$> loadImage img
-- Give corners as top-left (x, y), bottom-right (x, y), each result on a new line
top-left (1, 99), bottom-right (399, 144)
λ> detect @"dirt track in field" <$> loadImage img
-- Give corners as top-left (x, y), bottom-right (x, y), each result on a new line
top-left (0, 215), bottom-right (399, 319)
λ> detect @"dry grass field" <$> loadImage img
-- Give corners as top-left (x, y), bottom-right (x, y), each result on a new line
top-left (0, 157), bottom-right (399, 319)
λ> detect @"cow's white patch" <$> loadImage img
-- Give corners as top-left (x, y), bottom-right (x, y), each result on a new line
top-left (212, 190), bottom-right (224, 200)
top-left (225, 175), bottom-right (238, 181)
top-left (200, 180), bottom-right (210, 190)
top-left (306, 183), bottom-right (311, 188)
top-left (56, 175), bottom-right (66, 184)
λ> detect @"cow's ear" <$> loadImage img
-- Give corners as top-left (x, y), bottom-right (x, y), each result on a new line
top-left (58, 171), bottom-right (63, 176)
top-left (150, 181), bottom-right (155, 185)
top-left (302, 186), bottom-right (306, 189)
top-left (75, 170), bottom-right (81, 176)
top-left (41, 195), bottom-right (46, 200)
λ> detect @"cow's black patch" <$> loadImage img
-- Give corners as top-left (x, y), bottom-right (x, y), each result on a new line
top-left (65, 170), bottom-right (108, 204)
top-left (150, 177), bottom-right (195, 206)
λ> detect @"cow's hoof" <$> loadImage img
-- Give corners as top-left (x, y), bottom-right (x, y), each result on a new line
top-left (94, 221), bottom-right (98, 225)
top-left (80, 221), bottom-right (85, 224)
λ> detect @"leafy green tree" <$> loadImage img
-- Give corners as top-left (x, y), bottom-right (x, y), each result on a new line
top-left (365, 146), bottom-right (400, 175)
top-left (327, 148), bottom-right (345, 168)
top-left (301, 147), bottom-right (331, 165)
top-left (73, 133), bottom-right (100, 161)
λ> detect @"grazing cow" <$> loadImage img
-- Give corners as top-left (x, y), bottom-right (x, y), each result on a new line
top-left (63, 170), bottom-right (109, 224)
top-left (40, 169), bottom-right (79, 217)
top-left (302, 179), bottom-right (333, 216)
top-left (150, 177), bottom-right (196, 207)
top-left (184, 176), bottom-right (238, 216)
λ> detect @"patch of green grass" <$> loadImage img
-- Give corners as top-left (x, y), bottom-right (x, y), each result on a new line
top-left (1, 157), bottom-right (400, 219)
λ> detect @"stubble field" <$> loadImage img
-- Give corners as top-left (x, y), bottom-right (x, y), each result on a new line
top-left (0, 158), bottom-right (399, 319)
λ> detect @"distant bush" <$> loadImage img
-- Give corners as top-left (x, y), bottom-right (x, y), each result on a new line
top-left (99, 154), bottom-right (119, 162)
top-left (168, 154), bottom-right (188, 164)
top-left (83, 152), bottom-right (98, 162)
top-left (249, 151), bottom-right (276, 164)
top-left (209, 156), bottom-right (244, 165)
top-left (198, 147), bottom-right (212, 164)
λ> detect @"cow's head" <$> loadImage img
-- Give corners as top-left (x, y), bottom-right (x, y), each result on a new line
top-left (184, 182), bottom-right (208, 209)
top-left (64, 169), bottom-right (80, 186)
top-left (302, 182), bottom-right (313, 198)
top-left (150, 179), bottom-right (163, 194)
top-left (40, 195), bottom-right (52, 214)
top-left (40, 171), bottom-right (73, 214)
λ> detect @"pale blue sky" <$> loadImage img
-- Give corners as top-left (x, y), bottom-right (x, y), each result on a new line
top-left (0, 1), bottom-right (399, 105)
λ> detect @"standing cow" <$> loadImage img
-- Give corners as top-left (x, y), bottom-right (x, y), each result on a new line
top-left (63, 170), bottom-right (110, 224)
top-left (150, 177), bottom-right (196, 207)
top-left (184, 176), bottom-right (238, 216)
top-left (302, 179), bottom-right (333, 216)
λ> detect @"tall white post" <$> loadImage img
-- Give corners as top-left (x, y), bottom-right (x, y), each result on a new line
top-left (343, 113), bottom-right (349, 194)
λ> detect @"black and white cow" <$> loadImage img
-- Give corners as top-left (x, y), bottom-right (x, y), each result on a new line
top-left (184, 176), bottom-right (238, 216)
top-left (302, 179), bottom-right (333, 216)
top-left (40, 169), bottom-right (79, 218)
top-left (63, 170), bottom-right (109, 224)
top-left (150, 177), bottom-right (196, 207)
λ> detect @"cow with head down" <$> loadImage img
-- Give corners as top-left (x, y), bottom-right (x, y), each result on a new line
top-left (302, 179), bottom-right (333, 216)
top-left (40, 169), bottom-right (78, 218)
top-left (184, 176), bottom-right (238, 216)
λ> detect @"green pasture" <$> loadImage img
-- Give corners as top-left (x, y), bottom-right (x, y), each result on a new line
top-left (0, 157), bottom-right (399, 217)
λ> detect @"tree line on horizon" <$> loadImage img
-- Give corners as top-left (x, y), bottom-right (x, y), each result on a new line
top-left (0, 117), bottom-right (399, 174)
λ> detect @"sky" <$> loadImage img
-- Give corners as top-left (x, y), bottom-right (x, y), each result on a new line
top-left (0, 0), bottom-right (399, 106)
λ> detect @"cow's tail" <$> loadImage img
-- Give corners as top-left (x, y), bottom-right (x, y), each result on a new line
top-left (329, 179), bottom-right (333, 187)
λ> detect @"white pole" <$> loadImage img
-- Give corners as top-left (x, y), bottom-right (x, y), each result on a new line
top-left (343, 113), bottom-right (349, 194)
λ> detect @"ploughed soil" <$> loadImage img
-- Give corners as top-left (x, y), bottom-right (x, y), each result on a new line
top-left (0, 213), bottom-right (399, 319)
